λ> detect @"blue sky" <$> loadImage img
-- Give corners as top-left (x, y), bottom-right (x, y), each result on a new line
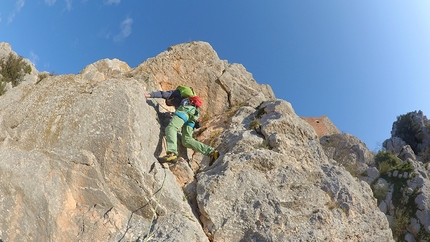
top-left (1, 1), bottom-right (430, 152)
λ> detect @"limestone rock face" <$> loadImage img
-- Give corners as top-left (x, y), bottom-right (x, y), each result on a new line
top-left (383, 137), bottom-right (407, 154)
top-left (387, 110), bottom-right (430, 153)
top-left (320, 133), bottom-right (375, 177)
top-left (0, 73), bottom-right (207, 241)
top-left (0, 41), bottom-right (393, 241)
top-left (196, 101), bottom-right (392, 241)
top-left (132, 41), bottom-right (276, 117)
top-left (79, 58), bottom-right (132, 82)
top-left (0, 43), bottom-right (13, 58)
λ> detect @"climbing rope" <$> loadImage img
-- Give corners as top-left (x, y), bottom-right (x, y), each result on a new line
top-left (143, 166), bottom-right (167, 242)
top-left (151, 97), bottom-right (172, 113)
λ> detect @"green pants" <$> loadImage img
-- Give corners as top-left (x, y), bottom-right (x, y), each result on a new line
top-left (165, 112), bottom-right (214, 156)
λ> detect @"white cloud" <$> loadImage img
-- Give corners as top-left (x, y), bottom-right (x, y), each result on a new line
top-left (7, 0), bottom-right (25, 24)
top-left (29, 51), bottom-right (39, 66)
top-left (44, 0), bottom-right (56, 6)
top-left (98, 26), bottom-right (112, 39)
top-left (16, 0), bottom-right (25, 11)
top-left (44, 63), bottom-right (50, 70)
top-left (7, 14), bottom-right (15, 24)
top-left (45, 0), bottom-right (72, 11)
top-left (106, 0), bottom-right (121, 4)
top-left (65, 0), bottom-right (73, 11)
top-left (113, 17), bottom-right (133, 43)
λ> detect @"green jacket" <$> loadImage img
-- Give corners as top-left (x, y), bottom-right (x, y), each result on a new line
top-left (175, 105), bottom-right (200, 127)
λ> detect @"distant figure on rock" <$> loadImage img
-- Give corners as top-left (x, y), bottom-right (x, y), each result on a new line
top-left (144, 85), bottom-right (219, 164)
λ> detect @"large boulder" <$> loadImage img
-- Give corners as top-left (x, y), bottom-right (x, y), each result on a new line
top-left (0, 42), bottom-right (13, 58)
top-left (196, 100), bottom-right (392, 241)
top-left (0, 73), bottom-right (207, 241)
top-left (320, 133), bottom-right (375, 180)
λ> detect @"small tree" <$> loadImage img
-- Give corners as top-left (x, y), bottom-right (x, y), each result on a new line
top-left (394, 112), bottom-right (422, 153)
top-left (375, 150), bottom-right (401, 174)
top-left (0, 53), bottom-right (31, 88)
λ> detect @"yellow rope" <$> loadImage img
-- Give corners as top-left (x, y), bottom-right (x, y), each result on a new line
top-left (144, 166), bottom-right (167, 242)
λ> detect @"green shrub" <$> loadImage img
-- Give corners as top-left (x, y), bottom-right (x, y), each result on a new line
top-left (255, 103), bottom-right (266, 118)
top-left (249, 119), bottom-right (261, 130)
top-left (394, 112), bottom-right (422, 153)
top-left (426, 123), bottom-right (430, 133)
top-left (37, 73), bottom-right (48, 84)
top-left (374, 150), bottom-right (421, 241)
top-left (0, 81), bottom-right (6, 96)
top-left (375, 150), bottom-right (408, 175)
top-left (378, 158), bottom-right (414, 176)
top-left (392, 207), bottom-right (409, 240)
top-left (373, 185), bottom-right (389, 205)
top-left (0, 53), bottom-right (31, 89)
top-left (396, 161), bottom-right (414, 173)
top-left (390, 187), bottom-right (421, 241)
top-left (375, 150), bottom-right (401, 174)
top-left (419, 146), bottom-right (430, 162)
top-left (418, 227), bottom-right (430, 241)
top-left (378, 161), bottom-right (393, 174)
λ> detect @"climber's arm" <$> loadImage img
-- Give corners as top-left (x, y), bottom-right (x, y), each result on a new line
top-left (146, 90), bottom-right (178, 99)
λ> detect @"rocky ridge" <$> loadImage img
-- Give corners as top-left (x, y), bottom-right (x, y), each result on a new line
top-left (0, 41), bottom-right (393, 241)
top-left (321, 110), bottom-right (430, 241)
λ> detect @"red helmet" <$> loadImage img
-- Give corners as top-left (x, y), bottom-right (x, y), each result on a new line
top-left (188, 96), bottom-right (202, 108)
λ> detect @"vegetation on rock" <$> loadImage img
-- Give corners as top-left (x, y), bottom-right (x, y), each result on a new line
top-left (393, 112), bottom-right (423, 153)
top-left (375, 150), bottom-right (402, 174)
top-left (0, 53), bottom-right (31, 95)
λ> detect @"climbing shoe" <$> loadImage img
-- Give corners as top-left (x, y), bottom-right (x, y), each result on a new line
top-left (158, 153), bottom-right (178, 163)
top-left (209, 150), bottom-right (219, 166)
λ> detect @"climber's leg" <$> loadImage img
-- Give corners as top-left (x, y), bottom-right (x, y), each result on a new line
top-left (165, 114), bottom-right (185, 155)
top-left (181, 124), bottom-right (214, 155)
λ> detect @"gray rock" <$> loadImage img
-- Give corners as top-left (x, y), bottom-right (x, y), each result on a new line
top-left (375, 178), bottom-right (389, 189)
top-left (400, 145), bottom-right (416, 160)
top-left (379, 201), bottom-right (388, 214)
top-left (405, 232), bottom-right (416, 242)
top-left (388, 110), bottom-right (430, 154)
top-left (0, 42), bottom-right (12, 58)
top-left (366, 167), bottom-right (380, 183)
top-left (320, 133), bottom-right (375, 179)
top-left (383, 137), bottom-right (407, 154)
top-left (408, 218), bottom-right (421, 236)
top-left (415, 182), bottom-right (430, 232)
top-left (197, 100), bottom-right (393, 241)
top-left (0, 65), bottom-right (207, 241)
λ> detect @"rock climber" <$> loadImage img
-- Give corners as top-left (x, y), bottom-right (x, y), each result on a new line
top-left (144, 87), bottom-right (219, 164)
